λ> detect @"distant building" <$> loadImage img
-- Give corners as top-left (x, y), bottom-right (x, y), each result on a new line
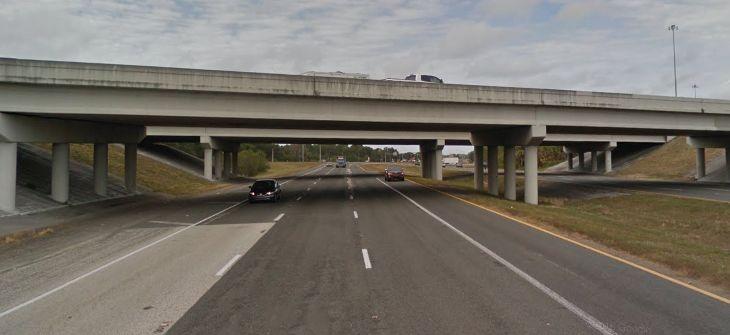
top-left (301, 71), bottom-right (369, 79)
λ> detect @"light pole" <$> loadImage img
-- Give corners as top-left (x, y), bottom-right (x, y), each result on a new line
top-left (692, 84), bottom-right (698, 98)
top-left (668, 24), bottom-right (679, 97)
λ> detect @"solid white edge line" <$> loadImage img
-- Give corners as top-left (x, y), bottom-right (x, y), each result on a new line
top-left (361, 249), bottom-right (372, 269)
top-left (376, 178), bottom-right (617, 335)
top-left (215, 254), bottom-right (242, 277)
top-left (353, 211), bottom-right (358, 219)
top-left (274, 213), bottom-right (285, 222)
top-left (0, 198), bottom-right (246, 319)
top-left (0, 165), bottom-right (327, 319)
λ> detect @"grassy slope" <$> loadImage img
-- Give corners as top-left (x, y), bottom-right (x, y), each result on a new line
top-left (614, 137), bottom-right (723, 180)
top-left (79, 144), bottom-right (226, 195)
top-left (35, 145), bottom-right (322, 195)
top-left (70, 144), bottom-right (227, 196)
top-left (360, 163), bottom-right (730, 290)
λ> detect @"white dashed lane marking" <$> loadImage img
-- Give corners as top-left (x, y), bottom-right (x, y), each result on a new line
top-left (361, 249), bottom-right (372, 269)
top-left (215, 254), bottom-right (242, 277)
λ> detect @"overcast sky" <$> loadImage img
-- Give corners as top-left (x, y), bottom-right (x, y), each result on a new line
top-left (2, 0), bottom-right (729, 154)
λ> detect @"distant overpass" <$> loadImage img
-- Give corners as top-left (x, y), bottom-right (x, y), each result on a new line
top-left (0, 58), bottom-right (728, 211)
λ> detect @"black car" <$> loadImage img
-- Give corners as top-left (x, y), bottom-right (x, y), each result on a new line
top-left (248, 179), bottom-right (281, 202)
top-left (384, 167), bottom-right (405, 181)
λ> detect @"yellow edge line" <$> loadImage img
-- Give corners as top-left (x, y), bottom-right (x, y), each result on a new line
top-left (406, 178), bottom-right (730, 305)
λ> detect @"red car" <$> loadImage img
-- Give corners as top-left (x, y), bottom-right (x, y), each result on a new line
top-left (384, 167), bottom-right (405, 181)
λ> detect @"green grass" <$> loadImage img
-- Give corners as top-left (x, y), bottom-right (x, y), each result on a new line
top-left (37, 143), bottom-right (227, 196)
top-left (392, 171), bottom-right (730, 290)
top-left (614, 137), bottom-right (724, 180)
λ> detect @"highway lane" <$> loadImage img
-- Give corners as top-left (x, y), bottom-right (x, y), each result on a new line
top-left (169, 166), bottom-right (377, 334)
top-left (170, 164), bottom-right (730, 334)
top-left (0, 165), bottom-right (327, 334)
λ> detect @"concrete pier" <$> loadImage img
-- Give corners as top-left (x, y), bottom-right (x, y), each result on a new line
top-left (604, 150), bottom-right (612, 173)
top-left (93, 143), bottom-right (108, 196)
top-left (52, 143), bottom-right (70, 203)
top-left (487, 145), bottom-right (499, 196)
top-left (726, 148), bottom-right (730, 181)
top-left (695, 148), bottom-right (706, 179)
top-left (214, 150), bottom-right (223, 180)
top-left (578, 152), bottom-right (585, 170)
top-left (567, 153), bottom-right (574, 170)
top-left (223, 151), bottom-right (232, 179)
top-left (231, 151), bottom-right (238, 177)
top-left (204, 148), bottom-right (213, 180)
top-left (524, 145), bottom-right (539, 205)
top-left (473, 146), bottom-right (484, 191)
top-left (125, 143), bottom-right (137, 193)
top-left (590, 150), bottom-right (598, 172)
top-left (504, 146), bottom-right (516, 201)
top-left (0, 142), bottom-right (17, 212)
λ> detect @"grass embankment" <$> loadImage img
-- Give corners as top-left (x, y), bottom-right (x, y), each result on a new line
top-left (360, 163), bottom-right (730, 291)
top-left (251, 162), bottom-right (320, 178)
top-left (614, 136), bottom-right (724, 180)
top-left (39, 144), bottom-right (227, 196)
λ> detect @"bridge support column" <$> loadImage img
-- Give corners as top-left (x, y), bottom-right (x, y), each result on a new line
top-left (223, 151), bottom-right (232, 179)
top-left (432, 147), bottom-right (443, 181)
top-left (0, 142), bottom-right (17, 212)
top-left (473, 146), bottom-right (484, 191)
top-left (231, 151), bottom-right (239, 177)
top-left (124, 143), bottom-right (137, 193)
top-left (604, 150), bottom-right (613, 173)
top-left (695, 148), bottom-right (706, 179)
top-left (565, 142), bottom-right (616, 175)
top-left (590, 151), bottom-right (598, 172)
top-left (578, 152), bottom-right (585, 170)
top-left (487, 145), bottom-right (499, 196)
top-left (503, 146), bottom-right (516, 201)
top-left (52, 143), bottom-right (70, 203)
top-left (725, 148), bottom-right (730, 182)
top-left (524, 145), bottom-right (539, 205)
top-left (686, 136), bottom-right (730, 181)
top-left (419, 145), bottom-right (430, 178)
top-left (214, 150), bottom-right (224, 180)
top-left (567, 153), bottom-right (574, 170)
top-left (93, 143), bottom-right (108, 196)
top-left (420, 140), bottom-right (444, 181)
top-left (203, 148), bottom-right (213, 180)
top-left (471, 125), bottom-right (545, 204)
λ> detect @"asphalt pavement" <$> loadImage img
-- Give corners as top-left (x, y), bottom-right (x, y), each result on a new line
top-left (0, 164), bottom-right (728, 334)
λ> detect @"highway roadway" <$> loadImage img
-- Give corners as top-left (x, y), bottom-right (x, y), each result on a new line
top-left (0, 165), bottom-right (727, 334)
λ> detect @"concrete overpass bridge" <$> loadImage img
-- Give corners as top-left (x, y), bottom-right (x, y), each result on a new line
top-left (0, 58), bottom-right (729, 211)
top-left (145, 125), bottom-right (669, 185)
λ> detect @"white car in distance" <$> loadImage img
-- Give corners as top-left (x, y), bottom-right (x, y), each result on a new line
top-left (385, 74), bottom-right (444, 84)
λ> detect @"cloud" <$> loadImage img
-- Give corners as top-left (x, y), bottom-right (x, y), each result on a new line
top-left (479, 0), bottom-right (542, 19)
